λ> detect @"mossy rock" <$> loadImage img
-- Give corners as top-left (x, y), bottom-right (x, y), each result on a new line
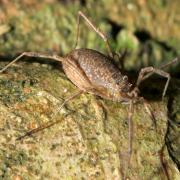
top-left (0, 60), bottom-right (179, 179)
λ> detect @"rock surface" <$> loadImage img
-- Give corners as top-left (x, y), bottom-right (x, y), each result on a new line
top-left (0, 60), bottom-right (179, 179)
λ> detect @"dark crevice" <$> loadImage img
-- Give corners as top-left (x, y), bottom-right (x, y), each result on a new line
top-left (134, 29), bottom-right (177, 54)
top-left (156, 40), bottom-right (177, 53)
top-left (134, 29), bottom-right (152, 43)
top-left (58, 0), bottom-right (86, 6)
top-left (166, 94), bottom-right (180, 171)
top-left (79, 0), bottom-right (86, 6)
top-left (105, 19), bottom-right (124, 40)
top-left (138, 77), bottom-right (167, 101)
top-left (2, 24), bottom-right (15, 42)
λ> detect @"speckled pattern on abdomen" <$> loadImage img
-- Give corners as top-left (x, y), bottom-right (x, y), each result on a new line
top-left (69, 48), bottom-right (125, 92)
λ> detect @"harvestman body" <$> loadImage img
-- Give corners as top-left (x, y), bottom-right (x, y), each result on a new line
top-left (0, 11), bottom-right (179, 179)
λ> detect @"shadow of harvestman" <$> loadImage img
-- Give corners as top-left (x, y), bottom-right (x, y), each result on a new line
top-left (0, 11), bottom-right (179, 179)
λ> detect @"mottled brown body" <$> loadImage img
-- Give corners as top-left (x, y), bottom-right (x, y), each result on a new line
top-left (63, 48), bottom-right (132, 102)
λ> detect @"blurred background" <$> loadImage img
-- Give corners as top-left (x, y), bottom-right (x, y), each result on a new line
top-left (0, 0), bottom-right (179, 73)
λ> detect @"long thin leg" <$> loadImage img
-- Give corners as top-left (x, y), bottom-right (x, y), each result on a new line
top-left (143, 99), bottom-right (157, 129)
top-left (141, 97), bottom-right (170, 179)
top-left (51, 90), bottom-right (83, 119)
top-left (136, 67), bottom-right (170, 98)
top-left (143, 99), bottom-right (170, 179)
top-left (0, 52), bottom-right (64, 73)
top-left (136, 56), bottom-right (179, 98)
top-left (159, 56), bottom-right (179, 69)
top-left (158, 144), bottom-right (170, 180)
top-left (17, 90), bottom-right (84, 140)
top-left (74, 11), bottom-right (81, 49)
top-left (74, 11), bottom-right (113, 58)
top-left (127, 100), bottom-right (133, 164)
top-left (111, 49), bottom-right (128, 71)
top-left (16, 116), bottom-right (64, 140)
top-left (120, 100), bottom-right (134, 179)
top-left (142, 57), bottom-right (179, 82)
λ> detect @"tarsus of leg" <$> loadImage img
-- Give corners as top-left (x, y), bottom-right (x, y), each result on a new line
top-left (16, 90), bottom-right (83, 140)
top-left (0, 52), bottom-right (64, 73)
top-left (159, 56), bottom-right (179, 69)
top-left (74, 11), bottom-right (113, 58)
top-left (16, 117), bottom-right (64, 141)
top-left (136, 67), bottom-right (170, 99)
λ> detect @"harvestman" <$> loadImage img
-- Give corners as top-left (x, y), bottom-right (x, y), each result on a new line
top-left (0, 11), bottom-right (179, 178)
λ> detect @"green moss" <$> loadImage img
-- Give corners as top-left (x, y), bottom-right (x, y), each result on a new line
top-left (0, 1), bottom-right (179, 68)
